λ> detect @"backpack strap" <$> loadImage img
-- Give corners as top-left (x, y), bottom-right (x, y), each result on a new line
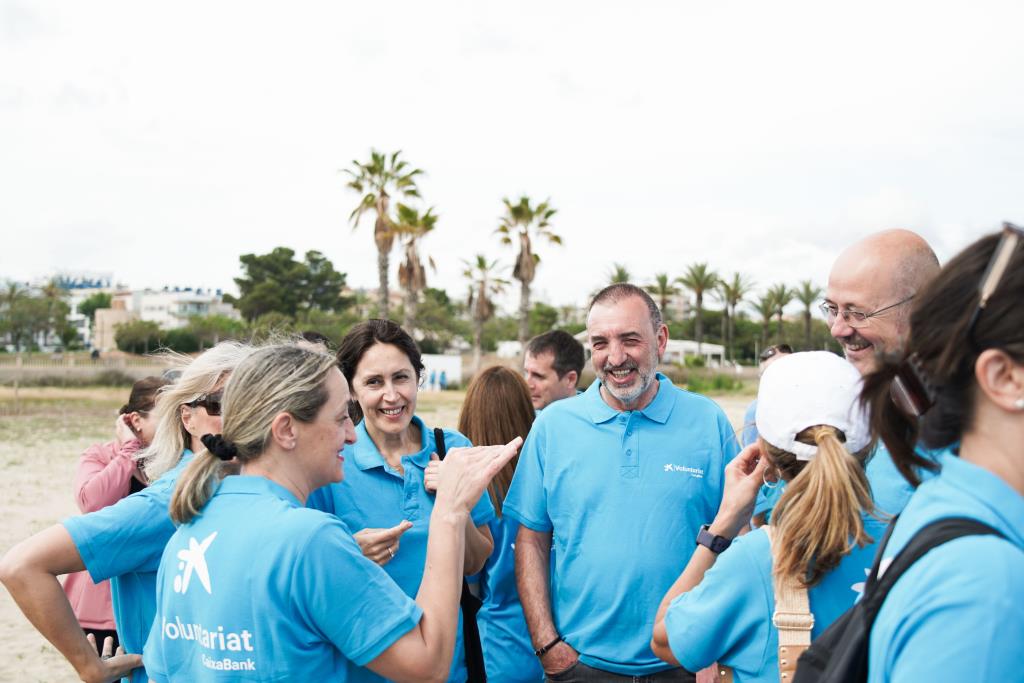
top-left (860, 517), bottom-right (1005, 624)
top-left (765, 526), bottom-right (814, 681)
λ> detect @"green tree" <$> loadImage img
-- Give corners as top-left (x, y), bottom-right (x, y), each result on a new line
top-left (715, 272), bottom-right (754, 362)
top-left (677, 263), bottom-right (719, 355)
top-left (345, 150), bottom-right (423, 318)
top-left (645, 273), bottom-right (680, 320)
top-left (395, 203), bottom-right (438, 331)
top-left (230, 247), bottom-right (349, 320)
top-left (115, 320), bottom-right (162, 354)
top-left (528, 301), bottom-right (560, 338)
top-left (496, 195), bottom-right (560, 350)
top-left (608, 263), bottom-right (631, 284)
top-left (768, 283), bottom-right (795, 342)
top-left (795, 280), bottom-right (823, 350)
top-left (186, 314), bottom-right (248, 349)
top-left (163, 328), bottom-right (200, 353)
top-left (463, 255), bottom-right (508, 373)
top-left (416, 287), bottom-right (470, 354)
top-left (77, 292), bottom-right (112, 323)
top-left (752, 293), bottom-right (776, 352)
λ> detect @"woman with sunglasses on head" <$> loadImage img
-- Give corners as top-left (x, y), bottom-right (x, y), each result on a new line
top-left (651, 351), bottom-right (887, 682)
top-left (307, 319), bottom-right (496, 683)
top-left (144, 344), bottom-right (520, 682)
top-left (63, 376), bottom-right (170, 655)
top-left (859, 224), bottom-right (1024, 681)
top-left (0, 342), bottom-right (252, 683)
top-left (457, 365), bottom-right (544, 683)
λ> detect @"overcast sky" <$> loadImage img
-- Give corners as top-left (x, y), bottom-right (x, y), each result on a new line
top-left (3, 1), bottom-right (1023, 314)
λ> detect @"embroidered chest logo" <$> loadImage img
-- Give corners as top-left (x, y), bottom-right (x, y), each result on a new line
top-left (173, 532), bottom-right (218, 595)
top-left (663, 464), bottom-right (705, 478)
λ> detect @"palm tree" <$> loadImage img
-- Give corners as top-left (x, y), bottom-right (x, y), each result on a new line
top-left (768, 283), bottom-right (795, 343)
top-left (463, 255), bottom-right (509, 373)
top-left (677, 263), bottom-right (719, 355)
top-left (794, 280), bottom-right (823, 350)
top-left (608, 263), bottom-right (631, 284)
top-left (345, 150), bottom-right (423, 318)
top-left (496, 196), bottom-right (560, 350)
top-left (753, 293), bottom-right (776, 352)
top-left (645, 274), bottom-right (680, 320)
top-left (394, 203), bottom-right (438, 330)
top-left (716, 273), bottom-right (754, 362)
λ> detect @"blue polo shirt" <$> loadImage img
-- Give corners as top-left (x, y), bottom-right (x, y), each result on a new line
top-left (868, 452), bottom-right (1024, 681)
top-left (865, 443), bottom-right (915, 517)
top-left (665, 514), bottom-right (887, 681)
top-left (143, 476), bottom-right (421, 682)
top-left (63, 449), bottom-right (195, 683)
top-left (307, 416), bottom-right (496, 683)
top-left (476, 513), bottom-right (543, 683)
top-left (503, 374), bottom-right (738, 676)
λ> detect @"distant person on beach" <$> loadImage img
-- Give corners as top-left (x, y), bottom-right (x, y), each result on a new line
top-left (440, 369), bottom-right (448, 390)
top-left (457, 365), bottom-right (543, 683)
top-left (504, 284), bottom-right (738, 680)
top-left (141, 343), bottom-right (521, 682)
top-left (824, 229), bottom-right (940, 516)
top-left (62, 376), bottom-right (170, 654)
top-left (307, 319), bottom-right (495, 682)
top-left (0, 342), bottom-right (253, 683)
top-left (523, 330), bottom-right (584, 411)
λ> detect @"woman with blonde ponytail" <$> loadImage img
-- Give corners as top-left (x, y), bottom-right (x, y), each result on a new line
top-left (142, 344), bottom-right (522, 682)
top-left (651, 352), bottom-right (886, 682)
top-left (0, 341), bottom-right (252, 683)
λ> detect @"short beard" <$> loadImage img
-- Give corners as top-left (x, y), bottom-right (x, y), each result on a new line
top-left (599, 350), bottom-right (660, 406)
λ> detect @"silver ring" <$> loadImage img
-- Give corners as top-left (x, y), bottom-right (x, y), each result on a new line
top-left (387, 546), bottom-right (395, 558)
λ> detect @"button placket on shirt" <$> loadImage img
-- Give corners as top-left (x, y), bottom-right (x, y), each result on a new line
top-left (620, 412), bottom-right (640, 479)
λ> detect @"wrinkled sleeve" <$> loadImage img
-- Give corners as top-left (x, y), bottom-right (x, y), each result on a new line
top-left (500, 425), bottom-right (551, 532)
top-left (74, 440), bottom-right (141, 513)
top-left (295, 518), bottom-right (422, 667)
top-left (63, 475), bottom-right (178, 582)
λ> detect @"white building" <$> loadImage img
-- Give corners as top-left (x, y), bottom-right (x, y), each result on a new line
top-left (114, 287), bottom-right (239, 330)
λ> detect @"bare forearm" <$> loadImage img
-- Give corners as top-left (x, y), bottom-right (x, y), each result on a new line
top-left (463, 520), bottom-right (492, 576)
top-left (515, 528), bottom-right (558, 647)
top-left (0, 526), bottom-right (108, 681)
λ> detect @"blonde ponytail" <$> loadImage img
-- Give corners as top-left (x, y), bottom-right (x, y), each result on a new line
top-left (169, 450), bottom-right (226, 524)
top-left (768, 426), bottom-right (875, 587)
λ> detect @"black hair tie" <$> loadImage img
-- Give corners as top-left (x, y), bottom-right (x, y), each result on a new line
top-left (201, 433), bottom-right (238, 461)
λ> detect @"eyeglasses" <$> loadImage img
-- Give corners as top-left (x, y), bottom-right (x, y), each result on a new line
top-left (966, 222), bottom-right (1023, 346)
top-left (187, 391), bottom-right (223, 416)
top-left (818, 295), bottom-right (915, 328)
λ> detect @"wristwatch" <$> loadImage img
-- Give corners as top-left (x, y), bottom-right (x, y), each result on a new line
top-left (696, 524), bottom-right (732, 554)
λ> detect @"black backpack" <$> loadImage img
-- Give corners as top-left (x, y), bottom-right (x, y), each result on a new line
top-left (792, 516), bottom-right (1005, 682)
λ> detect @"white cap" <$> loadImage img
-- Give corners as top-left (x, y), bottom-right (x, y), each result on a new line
top-left (755, 351), bottom-right (871, 461)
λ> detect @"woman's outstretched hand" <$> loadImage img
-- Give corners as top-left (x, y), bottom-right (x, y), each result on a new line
top-left (434, 438), bottom-right (523, 514)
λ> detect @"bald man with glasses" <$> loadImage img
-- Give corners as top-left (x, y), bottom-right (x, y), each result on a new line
top-left (823, 229), bottom-right (941, 515)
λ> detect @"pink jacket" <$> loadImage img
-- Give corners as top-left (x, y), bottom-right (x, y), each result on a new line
top-left (63, 438), bottom-right (144, 629)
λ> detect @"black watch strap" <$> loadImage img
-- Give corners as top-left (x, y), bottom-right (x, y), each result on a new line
top-left (696, 524), bottom-right (732, 554)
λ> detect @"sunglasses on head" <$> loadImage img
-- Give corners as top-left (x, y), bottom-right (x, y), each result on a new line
top-left (187, 391), bottom-right (223, 416)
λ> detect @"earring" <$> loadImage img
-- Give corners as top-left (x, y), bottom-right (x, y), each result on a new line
top-left (762, 467), bottom-right (781, 489)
